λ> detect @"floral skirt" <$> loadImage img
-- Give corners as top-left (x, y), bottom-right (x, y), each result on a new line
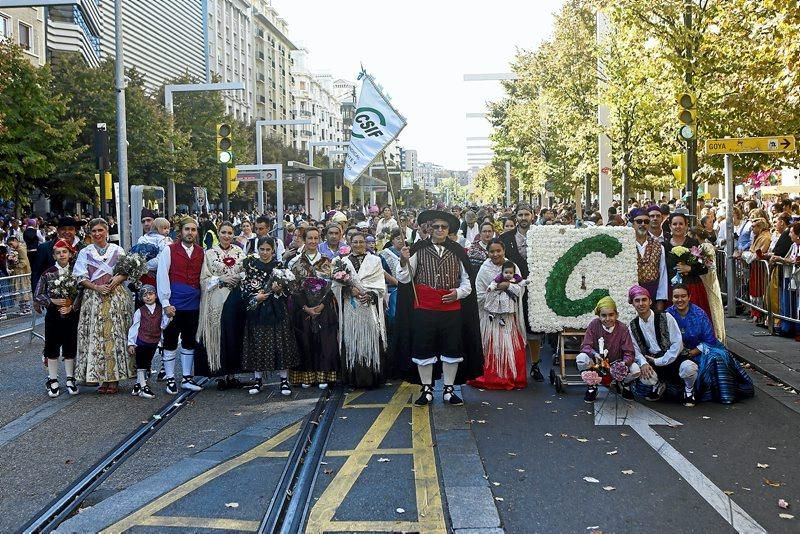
top-left (75, 286), bottom-right (134, 383)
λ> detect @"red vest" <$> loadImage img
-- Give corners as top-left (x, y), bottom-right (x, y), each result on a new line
top-left (168, 242), bottom-right (203, 288)
top-left (136, 304), bottom-right (162, 345)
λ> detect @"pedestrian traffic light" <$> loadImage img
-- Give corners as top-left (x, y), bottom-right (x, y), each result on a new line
top-left (216, 123), bottom-right (233, 164)
top-left (94, 171), bottom-right (112, 198)
top-left (226, 167), bottom-right (239, 194)
top-left (672, 153), bottom-right (687, 185)
top-left (677, 92), bottom-right (696, 140)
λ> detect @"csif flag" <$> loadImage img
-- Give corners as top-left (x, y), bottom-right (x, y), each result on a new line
top-left (343, 72), bottom-right (407, 183)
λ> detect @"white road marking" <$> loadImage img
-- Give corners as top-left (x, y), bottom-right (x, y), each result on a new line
top-left (594, 390), bottom-right (767, 534)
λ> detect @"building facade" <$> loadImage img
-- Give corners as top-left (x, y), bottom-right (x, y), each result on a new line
top-left (98, 0), bottom-right (205, 91)
top-left (44, 1), bottom-right (101, 67)
top-left (291, 49), bottom-right (345, 155)
top-left (1, 6), bottom-right (45, 67)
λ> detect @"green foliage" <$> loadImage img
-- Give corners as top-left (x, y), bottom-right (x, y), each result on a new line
top-left (0, 43), bottom-right (83, 209)
top-left (472, 166), bottom-right (504, 204)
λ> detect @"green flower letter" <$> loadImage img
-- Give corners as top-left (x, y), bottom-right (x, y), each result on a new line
top-left (544, 234), bottom-right (622, 317)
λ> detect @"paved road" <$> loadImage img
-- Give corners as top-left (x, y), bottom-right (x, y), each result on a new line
top-left (2, 332), bottom-right (798, 532)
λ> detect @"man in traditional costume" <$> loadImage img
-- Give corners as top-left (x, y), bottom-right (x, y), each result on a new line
top-left (626, 285), bottom-right (692, 403)
top-left (499, 203), bottom-right (544, 381)
top-left (157, 217), bottom-right (205, 394)
top-left (394, 210), bottom-right (483, 406)
top-left (632, 208), bottom-right (668, 311)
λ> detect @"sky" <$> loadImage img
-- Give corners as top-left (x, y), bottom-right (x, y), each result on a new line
top-left (270, 0), bottom-right (566, 171)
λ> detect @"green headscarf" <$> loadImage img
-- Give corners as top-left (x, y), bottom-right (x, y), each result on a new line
top-left (594, 296), bottom-right (617, 316)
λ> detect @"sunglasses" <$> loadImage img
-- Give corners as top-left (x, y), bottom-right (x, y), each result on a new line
top-left (633, 219), bottom-right (649, 224)
top-left (431, 224), bottom-right (448, 230)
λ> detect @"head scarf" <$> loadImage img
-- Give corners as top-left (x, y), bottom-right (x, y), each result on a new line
top-left (594, 296), bottom-right (617, 315)
top-left (628, 284), bottom-right (651, 304)
top-left (138, 284), bottom-right (157, 301)
top-left (53, 239), bottom-right (75, 254)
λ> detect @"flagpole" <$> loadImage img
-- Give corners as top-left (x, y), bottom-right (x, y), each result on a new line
top-left (382, 149), bottom-right (417, 304)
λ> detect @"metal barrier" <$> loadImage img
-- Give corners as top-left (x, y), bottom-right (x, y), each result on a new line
top-left (719, 249), bottom-right (800, 336)
top-left (0, 273), bottom-right (43, 342)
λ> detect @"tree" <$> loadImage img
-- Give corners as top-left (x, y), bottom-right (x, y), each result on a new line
top-left (472, 166), bottom-right (504, 204)
top-left (0, 42), bottom-right (83, 213)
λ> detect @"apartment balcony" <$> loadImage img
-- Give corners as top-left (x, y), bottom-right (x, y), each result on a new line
top-left (257, 51), bottom-right (265, 61)
top-left (297, 110), bottom-right (312, 118)
top-left (300, 130), bottom-right (313, 137)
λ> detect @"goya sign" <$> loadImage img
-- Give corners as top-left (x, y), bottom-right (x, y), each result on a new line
top-left (705, 136), bottom-right (795, 155)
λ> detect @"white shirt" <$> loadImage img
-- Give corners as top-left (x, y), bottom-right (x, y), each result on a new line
top-left (156, 242), bottom-right (196, 308)
top-left (127, 303), bottom-right (158, 346)
top-left (635, 239), bottom-right (669, 300)
top-left (630, 310), bottom-right (683, 367)
top-left (396, 243), bottom-right (472, 300)
top-left (458, 223), bottom-right (480, 247)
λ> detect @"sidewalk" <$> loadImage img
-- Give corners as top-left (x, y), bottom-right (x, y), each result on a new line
top-left (725, 316), bottom-right (800, 393)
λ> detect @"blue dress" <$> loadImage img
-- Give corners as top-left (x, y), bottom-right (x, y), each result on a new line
top-left (667, 304), bottom-right (754, 404)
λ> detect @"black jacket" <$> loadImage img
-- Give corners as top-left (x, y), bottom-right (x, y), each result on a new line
top-left (499, 229), bottom-right (529, 278)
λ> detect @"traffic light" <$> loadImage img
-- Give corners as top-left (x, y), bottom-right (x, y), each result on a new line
top-left (671, 153), bottom-right (687, 185)
top-left (94, 171), bottom-right (112, 199)
top-left (677, 92), bottom-right (696, 140)
top-left (216, 123), bottom-right (233, 164)
top-left (226, 167), bottom-right (239, 194)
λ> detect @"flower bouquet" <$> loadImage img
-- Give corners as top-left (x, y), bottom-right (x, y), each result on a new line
top-left (301, 276), bottom-right (332, 331)
top-left (49, 271), bottom-right (79, 318)
top-left (266, 267), bottom-right (296, 297)
top-left (332, 258), bottom-right (370, 308)
top-left (113, 252), bottom-right (149, 287)
top-left (669, 245), bottom-right (699, 285)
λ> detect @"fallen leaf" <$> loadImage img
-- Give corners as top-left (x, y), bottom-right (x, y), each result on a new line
top-left (507, 402), bottom-right (514, 405)
top-left (495, 497), bottom-right (504, 502)
top-left (508, 452), bottom-right (517, 456)
top-left (152, 414), bottom-right (162, 420)
top-left (712, 455), bottom-right (718, 458)
top-left (320, 461), bottom-right (328, 465)
top-left (482, 401), bottom-right (490, 405)
top-left (396, 508), bottom-right (405, 514)
top-left (575, 438), bottom-right (589, 443)
top-left (702, 416), bottom-right (711, 419)
top-left (764, 479), bottom-right (783, 488)
top-left (778, 499), bottom-right (789, 509)
top-left (544, 433), bottom-right (553, 437)
top-left (187, 444), bottom-right (195, 448)
top-left (560, 433), bottom-right (569, 438)
top-left (768, 447), bottom-right (777, 450)
top-left (496, 407), bottom-right (504, 410)
top-left (225, 502), bottom-right (239, 508)
top-left (339, 416), bottom-right (348, 420)
top-left (620, 433), bottom-right (629, 437)
top-left (545, 400), bottom-right (553, 404)
top-left (586, 527), bottom-right (600, 531)
top-left (233, 412), bottom-right (242, 417)
top-left (621, 470), bottom-right (634, 475)
top-left (743, 487), bottom-right (752, 491)
top-left (724, 491), bottom-right (734, 496)
top-left (779, 513), bottom-right (794, 519)
top-left (516, 469), bottom-right (526, 473)
top-left (323, 468), bottom-right (334, 475)
top-left (477, 420), bottom-right (487, 424)
top-left (606, 450), bottom-right (618, 456)
top-left (583, 477), bottom-right (600, 483)
top-left (377, 458), bottom-right (390, 463)
top-left (602, 486), bottom-right (615, 491)
top-left (757, 463), bottom-right (769, 469)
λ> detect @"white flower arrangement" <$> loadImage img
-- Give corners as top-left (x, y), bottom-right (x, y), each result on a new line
top-left (526, 226), bottom-right (638, 332)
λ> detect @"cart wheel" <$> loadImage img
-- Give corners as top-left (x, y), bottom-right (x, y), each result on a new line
top-left (549, 368), bottom-right (555, 385)
top-left (554, 376), bottom-right (563, 393)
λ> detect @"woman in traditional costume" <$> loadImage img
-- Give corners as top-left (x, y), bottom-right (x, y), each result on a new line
top-left (667, 284), bottom-right (754, 404)
top-left (467, 239), bottom-right (527, 390)
top-left (74, 218), bottom-right (134, 394)
top-left (332, 233), bottom-right (387, 388)
top-left (378, 228), bottom-right (404, 330)
top-left (746, 217), bottom-right (772, 326)
top-left (466, 222), bottom-right (496, 277)
top-left (196, 222), bottom-right (246, 389)
top-left (665, 213), bottom-right (713, 323)
top-left (288, 226), bottom-right (339, 388)
top-left (241, 236), bottom-right (300, 395)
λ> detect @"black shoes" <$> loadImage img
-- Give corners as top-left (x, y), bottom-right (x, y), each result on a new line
top-left (65, 376), bottom-right (78, 395)
top-left (280, 379), bottom-right (292, 396)
top-left (584, 386), bottom-right (598, 403)
top-left (683, 391), bottom-right (696, 407)
top-left (165, 378), bottom-right (178, 395)
top-left (414, 385), bottom-right (434, 406)
top-left (442, 385), bottom-right (464, 406)
top-left (46, 378), bottom-right (60, 398)
top-left (645, 382), bottom-right (666, 402)
top-left (530, 363), bottom-right (544, 382)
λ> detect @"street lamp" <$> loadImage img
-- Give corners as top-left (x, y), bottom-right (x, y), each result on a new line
top-left (256, 119), bottom-right (312, 213)
top-left (164, 82), bottom-right (245, 216)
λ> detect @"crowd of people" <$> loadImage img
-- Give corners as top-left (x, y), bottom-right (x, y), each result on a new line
top-left (1, 191), bottom-right (797, 407)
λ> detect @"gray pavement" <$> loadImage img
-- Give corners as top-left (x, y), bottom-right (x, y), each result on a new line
top-left (463, 343), bottom-right (800, 534)
top-left (725, 315), bottom-right (800, 397)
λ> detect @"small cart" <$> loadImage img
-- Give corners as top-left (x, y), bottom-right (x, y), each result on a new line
top-left (549, 328), bottom-right (586, 393)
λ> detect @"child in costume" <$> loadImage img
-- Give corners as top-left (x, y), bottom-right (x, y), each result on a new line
top-left (127, 285), bottom-right (167, 398)
top-left (33, 240), bottom-right (80, 397)
top-left (485, 260), bottom-right (525, 327)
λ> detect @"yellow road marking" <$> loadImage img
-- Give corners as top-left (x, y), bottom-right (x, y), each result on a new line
top-left (138, 515), bottom-right (260, 531)
top-left (343, 402), bottom-right (414, 408)
top-left (343, 390), bottom-right (366, 406)
top-left (326, 447), bottom-right (415, 456)
top-left (306, 382), bottom-right (446, 534)
top-left (101, 423), bottom-right (300, 533)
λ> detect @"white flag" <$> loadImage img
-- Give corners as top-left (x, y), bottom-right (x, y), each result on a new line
top-left (343, 74), bottom-right (407, 183)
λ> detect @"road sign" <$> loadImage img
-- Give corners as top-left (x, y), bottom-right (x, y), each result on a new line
top-left (236, 170), bottom-right (276, 182)
top-left (705, 135), bottom-right (795, 155)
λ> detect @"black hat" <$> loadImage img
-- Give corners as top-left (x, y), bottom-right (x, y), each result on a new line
top-left (140, 208), bottom-right (156, 221)
top-left (56, 216), bottom-right (84, 228)
top-left (417, 210), bottom-right (460, 232)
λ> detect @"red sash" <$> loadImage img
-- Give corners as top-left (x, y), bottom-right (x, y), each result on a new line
top-left (414, 283), bottom-right (461, 311)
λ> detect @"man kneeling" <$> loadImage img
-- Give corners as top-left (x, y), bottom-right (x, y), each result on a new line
top-left (627, 285), bottom-right (698, 407)
top-left (577, 297), bottom-right (640, 403)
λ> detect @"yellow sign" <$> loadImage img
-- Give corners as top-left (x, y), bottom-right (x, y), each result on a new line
top-left (705, 136), bottom-right (795, 155)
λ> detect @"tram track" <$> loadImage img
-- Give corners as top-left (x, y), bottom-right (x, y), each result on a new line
top-left (259, 386), bottom-right (343, 534)
top-left (20, 377), bottom-right (209, 534)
